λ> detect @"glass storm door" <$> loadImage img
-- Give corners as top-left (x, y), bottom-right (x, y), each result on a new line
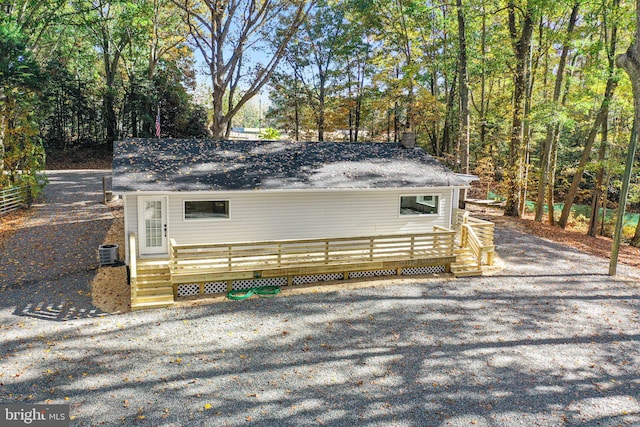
top-left (138, 197), bottom-right (168, 255)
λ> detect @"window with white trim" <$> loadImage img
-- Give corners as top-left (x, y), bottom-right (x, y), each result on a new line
top-left (184, 200), bottom-right (229, 219)
top-left (400, 195), bottom-right (439, 215)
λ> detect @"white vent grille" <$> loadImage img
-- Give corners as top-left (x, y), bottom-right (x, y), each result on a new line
top-left (204, 282), bottom-right (227, 294)
top-left (349, 269), bottom-right (396, 279)
top-left (402, 265), bottom-right (446, 275)
top-left (292, 273), bottom-right (343, 285)
top-left (177, 283), bottom-right (200, 297)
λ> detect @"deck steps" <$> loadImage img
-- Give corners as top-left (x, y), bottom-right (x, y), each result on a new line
top-left (451, 247), bottom-right (482, 277)
top-left (131, 261), bottom-right (174, 311)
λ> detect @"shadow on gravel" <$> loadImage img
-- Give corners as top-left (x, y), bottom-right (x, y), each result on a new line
top-left (0, 170), bottom-right (116, 322)
top-left (8, 270), bottom-right (109, 321)
top-left (3, 277), bottom-right (639, 426)
top-left (13, 301), bottom-right (107, 322)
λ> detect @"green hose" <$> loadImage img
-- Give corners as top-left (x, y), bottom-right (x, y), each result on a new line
top-left (227, 286), bottom-right (281, 300)
top-left (253, 286), bottom-right (281, 297)
top-left (227, 289), bottom-right (256, 300)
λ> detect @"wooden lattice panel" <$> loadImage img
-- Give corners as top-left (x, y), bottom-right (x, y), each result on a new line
top-left (204, 282), bottom-right (227, 294)
top-left (177, 283), bottom-right (199, 297)
top-left (349, 269), bottom-right (396, 279)
top-left (402, 265), bottom-right (446, 275)
top-left (232, 277), bottom-right (287, 290)
top-left (292, 273), bottom-right (343, 285)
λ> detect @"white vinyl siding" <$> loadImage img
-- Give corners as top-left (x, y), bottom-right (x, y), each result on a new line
top-left (163, 189), bottom-right (453, 245)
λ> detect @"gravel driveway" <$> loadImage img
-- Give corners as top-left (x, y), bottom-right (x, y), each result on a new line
top-left (1, 171), bottom-right (640, 426)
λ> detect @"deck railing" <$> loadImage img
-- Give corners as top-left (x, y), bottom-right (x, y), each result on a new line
top-left (169, 230), bottom-right (457, 283)
top-left (461, 224), bottom-right (482, 269)
top-left (455, 208), bottom-right (495, 265)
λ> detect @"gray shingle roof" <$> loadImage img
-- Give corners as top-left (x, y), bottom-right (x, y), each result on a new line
top-left (112, 138), bottom-right (470, 192)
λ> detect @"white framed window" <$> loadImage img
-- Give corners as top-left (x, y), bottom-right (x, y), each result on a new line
top-left (400, 195), bottom-right (439, 215)
top-left (184, 200), bottom-right (229, 220)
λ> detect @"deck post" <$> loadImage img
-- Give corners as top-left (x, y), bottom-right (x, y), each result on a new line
top-left (410, 236), bottom-right (415, 258)
top-left (324, 241), bottom-right (329, 264)
top-left (369, 237), bottom-right (374, 261)
top-left (487, 251), bottom-right (495, 266)
top-left (277, 243), bottom-right (282, 266)
top-left (169, 238), bottom-right (177, 276)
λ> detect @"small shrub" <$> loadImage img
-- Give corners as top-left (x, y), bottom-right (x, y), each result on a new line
top-left (259, 127), bottom-right (281, 140)
top-left (570, 213), bottom-right (589, 228)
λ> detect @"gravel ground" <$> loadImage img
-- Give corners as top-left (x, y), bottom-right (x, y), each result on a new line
top-left (0, 170), bottom-right (114, 319)
top-left (1, 171), bottom-right (640, 426)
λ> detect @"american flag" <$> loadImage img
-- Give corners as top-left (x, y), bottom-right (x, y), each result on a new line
top-left (155, 108), bottom-right (161, 137)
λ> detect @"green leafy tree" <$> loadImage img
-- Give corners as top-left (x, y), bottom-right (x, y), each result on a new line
top-left (0, 22), bottom-right (43, 187)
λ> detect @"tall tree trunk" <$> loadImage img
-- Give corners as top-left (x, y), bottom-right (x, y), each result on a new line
top-left (104, 88), bottom-right (117, 145)
top-left (479, 0), bottom-right (488, 152)
top-left (318, 74), bottom-right (326, 142)
top-left (456, 0), bottom-right (470, 177)
top-left (611, 0), bottom-right (640, 272)
top-left (0, 88), bottom-right (5, 175)
top-left (588, 120), bottom-right (609, 237)
top-left (557, 86), bottom-right (616, 228)
top-left (442, 73), bottom-right (457, 156)
top-left (294, 96), bottom-right (300, 142)
top-left (354, 60), bottom-right (365, 143)
top-left (455, 0), bottom-right (470, 207)
top-left (535, 3), bottom-right (579, 222)
top-left (520, 20), bottom-right (540, 216)
top-left (505, 0), bottom-right (534, 217)
top-left (559, 10), bottom-right (619, 228)
top-left (546, 54), bottom-right (578, 224)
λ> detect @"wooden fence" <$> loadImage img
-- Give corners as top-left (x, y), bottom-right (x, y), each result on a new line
top-left (0, 185), bottom-right (31, 216)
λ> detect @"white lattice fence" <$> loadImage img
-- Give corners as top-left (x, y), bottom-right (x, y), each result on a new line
top-left (349, 269), bottom-right (396, 279)
top-left (232, 277), bottom-right (287, 290)
top-left (177, 283), bottom-right (200, 297)
top-left (176, 265), bottom-right (448, 299)
top-left (402, 265), bottom-right (446, 275)
top-left (204, 282), bottom-right (227, 294)
top-left (292, 273), bottom-right (344, 285)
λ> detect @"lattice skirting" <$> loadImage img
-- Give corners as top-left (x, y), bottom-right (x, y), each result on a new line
top-left (232, 277), bottom-right (288, 290)
top-left (292, 273), bottom-right (343, 285)
top-left (177, 283), bottom-right (200, 297)
top-left (349, 269), bottom-right (396, 279)
top-left (401, 265), bottom-right (446, 275)
top-left (204, 281), bottom-right (227, 294)
top-left (176, 265), bottom-right (448, 298)
top-left (177, 281), bottom-right (228, 297)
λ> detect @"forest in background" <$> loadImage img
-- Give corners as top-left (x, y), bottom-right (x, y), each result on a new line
top-left (2, 0), bottom-right (640, 243)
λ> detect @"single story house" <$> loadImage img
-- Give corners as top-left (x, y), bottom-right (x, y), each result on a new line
top-left (112, 138), bottom-right (492, 309)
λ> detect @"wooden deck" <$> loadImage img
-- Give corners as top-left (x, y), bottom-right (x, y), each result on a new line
top-left (129, 212), bottom-right (495, 310)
